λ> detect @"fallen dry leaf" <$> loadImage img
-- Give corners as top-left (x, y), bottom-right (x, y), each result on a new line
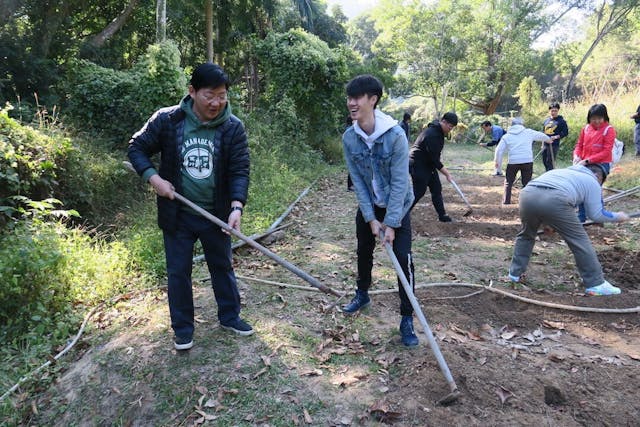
top-left (548, 353), bottom-right (566, 362)
top-left (369, 400), bottom-right (403, 423)
top-left (253, 367), bottom-right (268, 379)
top-left (500, 331), bottom-right (517, 340)
top-left (261, 355), bottom-right (272, 367)
top-left (542, 320), bottom-right (566, 330)
top-left (628, 354), bottom-right (640, 361)
top-left (299, 368), bottom-right (323, 377)
top-left (303, 408), bottom-right (313, 424)
top-left (194, 315), bottom-right (208, 323)
top-left (495, 386), bottom-right (514, 404)
top-left (195, 409), bottom-right (217, 421)
top-left (195, 385), bottom-right (208, 395)
top-left (203, 398), bottom-right (217, 408)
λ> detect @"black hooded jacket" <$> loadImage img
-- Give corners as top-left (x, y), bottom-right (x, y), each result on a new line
top-left (409, 120), bottom-right (445, 171)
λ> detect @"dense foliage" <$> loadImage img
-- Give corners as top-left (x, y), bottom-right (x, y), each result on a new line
top-left (255, 29), bottom-right (351, 159)
top-left (64, 41), bottom-right (187, 145)
top-left (0, 107), bottom-right (73, 225)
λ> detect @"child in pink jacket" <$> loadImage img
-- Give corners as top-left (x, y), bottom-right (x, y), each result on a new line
top-left (573, 103), bottom-right (615, 168)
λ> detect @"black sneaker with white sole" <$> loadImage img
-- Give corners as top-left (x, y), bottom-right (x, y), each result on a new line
top-left (220, 318), bottom-right (254, 336)
top-left (174, 335), bottom-right (193, 351)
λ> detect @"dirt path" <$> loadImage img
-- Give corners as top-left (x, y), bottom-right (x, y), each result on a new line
top-left (26, 148), bottom-right (640, 426)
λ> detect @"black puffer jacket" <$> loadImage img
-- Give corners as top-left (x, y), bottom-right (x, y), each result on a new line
top-left (128, 103), bottom-right (249, 232)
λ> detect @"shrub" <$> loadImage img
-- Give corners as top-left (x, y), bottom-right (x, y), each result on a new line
top-left (63, 41), bottom-right (187, 145)
top-left (254, 29), bottom-right (350, 160)
top-left (0, 106), bottom-right (74, 224)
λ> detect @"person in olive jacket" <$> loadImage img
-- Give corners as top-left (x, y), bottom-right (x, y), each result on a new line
top-left (128, 63), bottom-right (252, 351)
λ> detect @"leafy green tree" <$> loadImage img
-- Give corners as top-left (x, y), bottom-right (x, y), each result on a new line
top-left (363, 0), bottom-right (589, 114)
top-left (563, 0), bottom-right (640, 98)
top-left (515, 76), bottom-right (546, 124)
top-left (255, 29), bottom-right (350, 154)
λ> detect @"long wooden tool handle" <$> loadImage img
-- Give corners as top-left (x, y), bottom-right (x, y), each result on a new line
top-left (381, 234), bottom-right (458, 394)
top-left (124, 162), bottom-right (341, 297)
top-left (450, 179), bottom-right (472, 209)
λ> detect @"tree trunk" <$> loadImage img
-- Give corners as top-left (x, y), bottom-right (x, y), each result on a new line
top-left (86, 0), bottom-right (140, 48)
top-left (0, 0), bottom-right (21, 24)
top-left (206, 0), bottom-right (214, 62)
top-left (156, 0), bottom-right (167, 43)
top-left (35, 1), bottom-right (70, 58)
top-left (564, 2), bottom-right (638, 98)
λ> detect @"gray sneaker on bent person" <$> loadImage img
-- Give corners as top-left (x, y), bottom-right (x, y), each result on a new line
top-left (220, 317), bottom-right (254, 336)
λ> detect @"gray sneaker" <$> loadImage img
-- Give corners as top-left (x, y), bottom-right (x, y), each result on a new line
top-left (174, 335), bottom-right (193, 351)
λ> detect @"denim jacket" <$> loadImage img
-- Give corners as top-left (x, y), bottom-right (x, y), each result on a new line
top-left (343, 110), bottom-right (414, 228)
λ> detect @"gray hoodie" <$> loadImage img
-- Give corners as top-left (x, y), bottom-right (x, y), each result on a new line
top-left (530, 165), bottom-right (619, 223)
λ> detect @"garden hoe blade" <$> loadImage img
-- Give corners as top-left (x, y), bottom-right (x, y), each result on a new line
top-left (381, 232), bottom-right (461, 405)
top-left (450, 179), bottom-right (473, 216)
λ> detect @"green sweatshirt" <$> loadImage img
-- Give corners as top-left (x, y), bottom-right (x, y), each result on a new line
top-left (178, 96), bottom-right (231, 214)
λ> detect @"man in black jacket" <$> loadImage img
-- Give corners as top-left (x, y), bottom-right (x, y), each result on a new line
top-left (128, 63), bottom-right (252, 351)
top-left (409, 112), bottom-right (458, 222)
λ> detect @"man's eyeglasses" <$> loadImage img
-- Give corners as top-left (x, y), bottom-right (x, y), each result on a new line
top-left (202, 92), bottom-right (228, 103)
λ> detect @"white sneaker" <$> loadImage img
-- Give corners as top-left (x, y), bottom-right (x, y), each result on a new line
top-left (585, 280), bottom-right (621, 296)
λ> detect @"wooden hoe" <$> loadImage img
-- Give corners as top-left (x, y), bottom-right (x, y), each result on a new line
top-left (123, 161), bottom-right (343, 299)
top-left (381, 233), bottom-right (462, 405)
top-left (450, 179), bottom-right (473, 216)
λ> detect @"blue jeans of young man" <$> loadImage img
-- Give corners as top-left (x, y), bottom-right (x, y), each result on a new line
top-left (163, 211), bottom-right (241, 339)
top-left (356, 206), bottom-right (414, 316)
top-left (577, 162), bottom-right (610, 222)
top-left (635, 122), bottom-right (640, 155)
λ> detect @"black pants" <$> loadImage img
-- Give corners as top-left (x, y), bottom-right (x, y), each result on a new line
top-left (356, 206), bottom-right (414, 316)
top-left (163, 212), bottom-right (241, 339)
top-left (504, 162), bottom-right (533, 204)
top-left (542, 143), bottom-right (559, 171)
top-left (410, 165), bottom-right (446, 218)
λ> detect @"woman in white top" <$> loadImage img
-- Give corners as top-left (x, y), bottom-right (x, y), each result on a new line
top-left (495, 117), bottom-right (551, 204)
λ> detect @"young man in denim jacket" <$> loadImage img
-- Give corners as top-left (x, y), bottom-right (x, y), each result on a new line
top-left (341, 75), bottom-right (418, 346)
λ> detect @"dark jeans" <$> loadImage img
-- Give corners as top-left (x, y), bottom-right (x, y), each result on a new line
top-left (410, 165), bottom-right (446, 218)
top-left (578, 162), bottom-right (610, 222)
top-left (542, 142), bottom-right (559, 171)
top-left (356, 206), bottom-right (415, 316)
top-left (163, 211), bottom-right (241, 339)
top-left (504, 162), bottom-right (533, 204)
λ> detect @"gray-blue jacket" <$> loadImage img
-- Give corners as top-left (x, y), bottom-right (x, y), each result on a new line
top-left (342, 110), bottom-right (414, 228)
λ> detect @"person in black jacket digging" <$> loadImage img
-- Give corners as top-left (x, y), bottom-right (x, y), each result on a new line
top-left (409, 112), bottom-right (458, 222)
